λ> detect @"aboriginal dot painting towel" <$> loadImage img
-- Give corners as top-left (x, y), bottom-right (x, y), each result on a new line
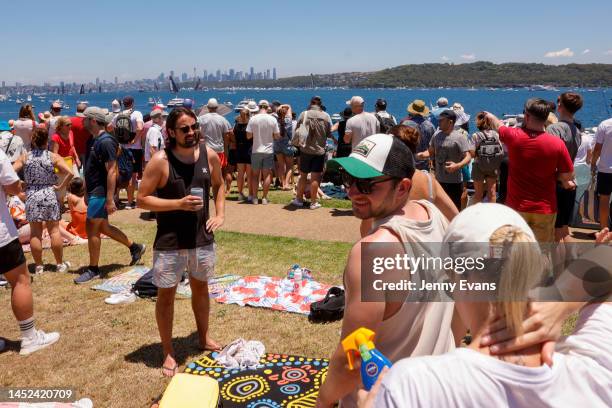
top-left (184, 352), bottom-right (329, 407)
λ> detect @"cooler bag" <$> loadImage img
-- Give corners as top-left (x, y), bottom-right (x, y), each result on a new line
top-left (159, 373), bottom-right (220, 408)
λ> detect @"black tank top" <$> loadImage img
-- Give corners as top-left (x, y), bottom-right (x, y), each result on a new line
top-left (233, 121), bottom-right (251, 148)
top-left (153, 144), bottom-right (213, 250)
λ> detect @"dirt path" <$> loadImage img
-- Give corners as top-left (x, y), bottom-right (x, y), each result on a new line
top-left (110, 200), bottom-right (361, 243)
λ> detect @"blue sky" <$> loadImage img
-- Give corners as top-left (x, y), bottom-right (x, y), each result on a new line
top-left (3, 0), bottom-right (612, 84)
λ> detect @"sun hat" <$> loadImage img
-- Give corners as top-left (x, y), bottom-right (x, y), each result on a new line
top-left (150, 108), bottom-right (164, 118)
top-left (327, 133), bottom-right (415, 179)
top-left (407, 100), bottom-right (430, 117)
top-left (207, 98), bottom-right (219, 108)
top-left (246, 101), bottom-right (259, 113)
top-left (436, 97), bottom-right (449, 107)
top-left (454, 111), bottom-right (471, 127)
top-left (111, 99), bottom-right (121, 113)
top-left (346, 96), bottom-right (365, 106)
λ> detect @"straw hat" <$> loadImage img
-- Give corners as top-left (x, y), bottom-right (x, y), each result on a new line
top-left (407, 100), bottom-right (430, 117)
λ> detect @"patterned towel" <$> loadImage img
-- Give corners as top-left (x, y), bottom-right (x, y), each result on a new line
top-left (185, 352), bottom-right (328, 407)
top-left (91, 266), bottom-right (149, 294)
top-left (214, 275), bottom-right (337, 315)
top-left (176, 274), bottom-right (241, 298)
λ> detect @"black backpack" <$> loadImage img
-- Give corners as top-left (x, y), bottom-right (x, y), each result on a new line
top-left (132, 269), bottom-right (157, 298)
top-left (476, 130), bottom-right (504, 172)
top-left (309, 287), bottom-right (345, 323)
top-left (116, 147), bottom-right (134, 185)
top-left (375, 113), bottom-right (396, 134)
top-left (114, 110), bottom-right (136, 144)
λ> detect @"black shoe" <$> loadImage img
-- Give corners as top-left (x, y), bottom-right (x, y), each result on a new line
top-left (129, 243), bottom-right (146, 266)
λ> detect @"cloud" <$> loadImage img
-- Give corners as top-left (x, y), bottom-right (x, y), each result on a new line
top-left (605, 50), bottom-right (612, 55)
top-left (544, 48), bottom-right (574, 58)
top-left (441, 56), bottom-right (449, 62)
top-left (582, 49), bottom-right (590, 54)
top-left (461, 53), bottom-right (476, 61)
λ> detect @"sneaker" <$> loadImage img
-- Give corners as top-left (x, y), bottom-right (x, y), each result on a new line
top-left (34, 265), bottom-right (44, 275)
top-left (129, 243), bottom-right (146, 266)
top-left (261, 198), bottom-right (269, 205)
top-left (74, 268), bottom-right (100, 284)
top-left (290, 198), bottom-right (304, 207)
top-left (0, 275), bottom-right (7, 287)
top-left (310, 202), bottom-right (322, 210)
top-left (104, 291), bottom-right (136, 305)
top-left (19, 329), bottom-right (60, 355)
top-left (251, 197), bottom-right (258, 205)
top-left (124, 201), bottom-right (136, 210)
top-left (56, 261), bottom-right (71, 273)
top-left (238, 193), bottom-right (247, 202)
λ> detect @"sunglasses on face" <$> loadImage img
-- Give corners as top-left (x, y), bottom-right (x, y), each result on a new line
top-left (175, 123), bottom-right (198, 133)
top-left (341, 171), bottom-right (395, 194)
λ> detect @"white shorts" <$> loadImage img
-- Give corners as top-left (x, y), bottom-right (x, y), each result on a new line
top-left (152, 244), bottom-right (215, 288)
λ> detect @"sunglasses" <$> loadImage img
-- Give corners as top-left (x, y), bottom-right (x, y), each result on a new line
top-left (341, 171), bottom-right (396, 194)
top-left (175, 123), bottom-right (199, 133)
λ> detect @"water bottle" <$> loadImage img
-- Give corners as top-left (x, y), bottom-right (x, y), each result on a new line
top-left (293, 269), bottom-right (302, 293)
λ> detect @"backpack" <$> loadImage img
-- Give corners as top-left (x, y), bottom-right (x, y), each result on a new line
top-left (117, 146), bottom-right (134, 185)
top-left (132, 269), bottom-right (157, 298)
top-left (476, 130), bottom-right (504, 172)
top-left (375, 113), bottom-right (396, 134)
top-left (114, 110), bottom-right (136, 144)
top-left (309, 287), bottom-right (345, 323)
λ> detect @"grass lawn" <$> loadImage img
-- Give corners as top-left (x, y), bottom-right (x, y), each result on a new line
top-left (0, 219), bottom-right (350, 407)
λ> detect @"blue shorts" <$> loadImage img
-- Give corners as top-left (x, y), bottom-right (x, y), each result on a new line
top-left (87, 196), bottom-right (108, 219)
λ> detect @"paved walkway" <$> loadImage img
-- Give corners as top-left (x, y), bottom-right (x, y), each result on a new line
top-left (111, 200), bottom-right (361, 243)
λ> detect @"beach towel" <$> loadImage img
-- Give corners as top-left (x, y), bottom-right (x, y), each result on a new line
top-left (185, 352), bottom-right (328, 407)
top-left (320, 182), bottom-right (348, 199)
top-left (214, 275), bottom-right (338, 315)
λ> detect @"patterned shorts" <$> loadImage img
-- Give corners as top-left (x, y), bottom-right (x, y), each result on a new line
top-left (152, 244), bottom-right (216, 288)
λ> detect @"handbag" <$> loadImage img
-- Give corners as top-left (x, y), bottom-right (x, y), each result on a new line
top-left (292, 110), bottom-right (309, 148)
top-left (309, 287), bottom-right (345, 323)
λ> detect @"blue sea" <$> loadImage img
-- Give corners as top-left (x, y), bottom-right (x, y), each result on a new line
top-left (1, 88), bottom-right (611, 129)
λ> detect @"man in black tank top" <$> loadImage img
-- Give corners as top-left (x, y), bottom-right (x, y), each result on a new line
top-left (138, 107), bottom-right (225, 377)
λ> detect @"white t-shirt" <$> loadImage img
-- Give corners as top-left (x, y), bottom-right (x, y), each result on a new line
top-left (144, 123), bottom-right (165, 162)
top-left (0, 150), bottom-right (20, 248)
top-left (595, 118), bottom-right (612, 173)
top-left (13, 118), bottom-right (35, 151)
top-left (375, 303), bottom-right (612, 408)
top-left (112, 110), bottom-right (144, 149)
top-left (245, 113), bottom-right (279, 154)
top-left (198, 113), bottom-right (232, 153)
top-left (574, 132), bottom-right (595, 166)
top-left (345, 112), bottom-right (380, 148)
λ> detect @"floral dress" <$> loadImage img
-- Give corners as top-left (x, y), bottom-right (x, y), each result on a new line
top-left (24, 149), bottom-right (60, 222)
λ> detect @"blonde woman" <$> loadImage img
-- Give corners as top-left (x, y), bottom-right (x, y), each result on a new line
top-left (360, 204), bottom-right (612, 408)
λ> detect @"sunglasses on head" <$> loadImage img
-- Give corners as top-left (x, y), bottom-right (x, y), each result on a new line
top-left (175, 123), bottom-right (199, 133)
top-left (341, 171), bottom-right (395, 194)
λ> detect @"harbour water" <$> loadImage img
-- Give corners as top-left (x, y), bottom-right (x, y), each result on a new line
top-left (1, 88), bottom-right (610, 129)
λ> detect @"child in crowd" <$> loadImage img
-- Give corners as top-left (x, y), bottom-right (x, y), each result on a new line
top-left (66, 178), bottom-right (87, 239)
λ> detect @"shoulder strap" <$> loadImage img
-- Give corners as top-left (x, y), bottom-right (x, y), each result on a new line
top-left (421, 170), bottom-right (434, 202)
top-left (4, 135), bottom-right (14, 154)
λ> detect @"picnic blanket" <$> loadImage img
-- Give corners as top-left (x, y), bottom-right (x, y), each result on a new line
top-left (214, 275), bottom-right (337, 315)
top-left (185, 352), bottom-right (328, 407)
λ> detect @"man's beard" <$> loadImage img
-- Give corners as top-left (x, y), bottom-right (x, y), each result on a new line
top-left (176, 132), bottom-right (200, 148)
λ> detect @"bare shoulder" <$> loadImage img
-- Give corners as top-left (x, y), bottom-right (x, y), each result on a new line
top-left (206, 145), bottom-right (220, 164)
top-left (147, 150), bottom-right (168, 170)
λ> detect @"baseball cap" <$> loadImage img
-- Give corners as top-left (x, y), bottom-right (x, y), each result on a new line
top-left (341, 107), bottom-right (353, 120)
top-left (436, 97), bottom-right (449, 107)
top-left (207, 98), bottom-right (218, 108)
top-left (327, 134), bottom-right (415, 179)
top-left (258, 99), bottom-right (269, 108)
top-left (111, 99), bottom-right (121, 113)
top-left (122, 96), bottom-right (134, 106)
top-left (84, 106), bottom-right (112, 124)
top-left (183, 99), bottom-right (194, 109)
top-left (346, 96), bottom-right (365, 106)
top-left (0, 121), bottom-right (11, 131)
top-left (375, 98), bottom-right (387, 110)
top-left (438, 109), bottom-right (457, 122)
top-left (271, 100), bottom-right (281, 107)
top-left (407, 100), bottom-right (430, 117)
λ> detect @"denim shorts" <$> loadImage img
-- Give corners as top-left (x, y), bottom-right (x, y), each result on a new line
top-left (273, 137), bottom-right (295, 157)
top-left (152, 244), bottom-right (216, 288)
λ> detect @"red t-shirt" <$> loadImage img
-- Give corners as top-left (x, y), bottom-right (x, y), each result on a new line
top-left (51, 132), bottom-right (75, 158)
top-left (70, 116), bottom-right (91, 156)
top-left (499, 126), bottom-right (573, 214)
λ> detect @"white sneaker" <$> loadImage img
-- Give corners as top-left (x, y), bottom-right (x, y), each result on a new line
top-left (104, 291), bottom-right (136, 305)
top-left (290, 198), bottom-right (304, 207)
top-left (262, 198), bottom-right (269, 205)
top-left (56, 261), bottom-right (71, 273)
top-left (34, 265), bottom-right (44, 275)
top-left (19, 329), bottom-right (60, 355)
top-left (310, 202), bottom-right (322, 210)
top-left (251, 197), bottom-right (258, 205)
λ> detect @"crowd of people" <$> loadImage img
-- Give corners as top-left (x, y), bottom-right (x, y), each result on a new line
top-left (1, 91), bottom-right (611, 407)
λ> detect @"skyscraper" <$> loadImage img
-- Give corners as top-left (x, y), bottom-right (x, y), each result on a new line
top-left (181, 72), bottom-right (188, 82)
top-left (216, 69), bottom-right (221, 81)
top-left (250, 67), bottom-right (254, 81)
top-left (170, 70), bottom-right (175, 79)
top-left (229, 68), bottom-right (235, 80)
top-left (95, 77), bottom-right (100, 86)
top-left (203, 70), bottom-right (208, 80)
top-left (266, 69), bottom-right (270, 80)
top-left (273, 68), bottom-right (277, 80)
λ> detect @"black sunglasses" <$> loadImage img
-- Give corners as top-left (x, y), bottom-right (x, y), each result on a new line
top-left (175, 123), bottom-right (199, 133)
top-left (341, 171), bottom-right (395, 194)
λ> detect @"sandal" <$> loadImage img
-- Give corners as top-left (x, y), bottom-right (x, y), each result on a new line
top-left (162, 363), bottom-right (178, 377)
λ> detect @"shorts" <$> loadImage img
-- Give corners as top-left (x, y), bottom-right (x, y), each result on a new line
top-left (251, 152), bottom-right (274, 171)
top-left (217, 151), bottom-right (228, 168)
top-left (299, 153), bottom-right (325, 173)
top-left (519, 211), bottom-right (557, 243)
top-left (228, 149), bottom-right (238, 166)
top-left (129, 148), bottom-right (143, 175)
top-left (555, 185), bottom-right (577, 228)
top-left (235, 145), bottom-right (252, 164)
top-left (152, 244), bottom-right (216, 288)
top-left (0, 238), bottom-right (26, 275)
top-left (471, 163), bottom-right (499, 181)
top-left (273, 138), bottom-right (295, 157)
top-left (596, 171), bottom-right (612, 196)
top-left (87, 195), bottom-right (108, 219)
